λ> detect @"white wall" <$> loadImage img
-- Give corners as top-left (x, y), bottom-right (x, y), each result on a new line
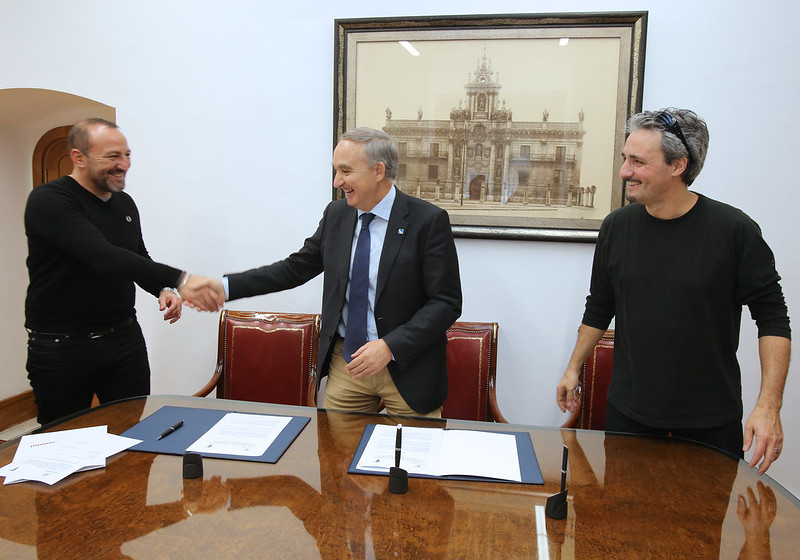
top-left (1, 0), bottom-right (798, 496)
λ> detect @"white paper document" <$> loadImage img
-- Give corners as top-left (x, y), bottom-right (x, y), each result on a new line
top-left (185, 412), bottom-right (292, 456)
top-left (355, 424), bottom-right (522, 482)
top-left (0, 426), bottom-right (141, 485)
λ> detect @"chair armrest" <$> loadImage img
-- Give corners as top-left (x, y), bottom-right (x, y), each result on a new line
top-left (193, 365), bottom-right (222, 398)
top-left (305, 374), bottom-right (317, 407)
top-left (488, 378), bottom-right (508, 423)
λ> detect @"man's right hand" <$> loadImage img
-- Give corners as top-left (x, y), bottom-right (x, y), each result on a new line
top-left (556, 368), bottom-right (582, 414)
top-left (557, 324), bottom-right (606, 415)
top-left (179, 275), bottom-right (225, 312)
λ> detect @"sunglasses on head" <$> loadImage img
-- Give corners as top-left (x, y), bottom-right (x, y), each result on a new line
top-left (654, 111), bottom-right (692, 165)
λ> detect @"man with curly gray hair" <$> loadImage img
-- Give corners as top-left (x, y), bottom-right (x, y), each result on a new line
top-left (557, 108), bottom-right (790, 474)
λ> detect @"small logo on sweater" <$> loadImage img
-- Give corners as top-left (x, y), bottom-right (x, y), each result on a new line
top-left (125, 216), bottom-right (132, 222)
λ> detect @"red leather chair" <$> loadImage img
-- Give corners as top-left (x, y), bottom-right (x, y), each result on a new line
top-left (195, 310), bottom-right (321, 406)
top-left (561, 330), bottom-right (614, 429)
top-left (442, 321), bottom-right (507, 422)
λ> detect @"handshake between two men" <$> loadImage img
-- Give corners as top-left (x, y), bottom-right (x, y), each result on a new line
top-left (171, 275), bottom-right (227, 316)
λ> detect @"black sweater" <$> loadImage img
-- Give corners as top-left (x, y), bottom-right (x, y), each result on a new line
top-left (582, 193), bottom-right (790, 429)
top-left (25, 176), bottom-right (183, 333)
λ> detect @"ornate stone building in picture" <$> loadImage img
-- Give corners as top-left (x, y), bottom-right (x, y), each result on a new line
top-left (383, 53), bottom-right (596, 209)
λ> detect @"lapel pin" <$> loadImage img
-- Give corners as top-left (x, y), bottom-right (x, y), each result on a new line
top-left (398, 228), bottom-right (405, 235)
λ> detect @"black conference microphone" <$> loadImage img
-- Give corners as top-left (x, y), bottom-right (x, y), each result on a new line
top-left (545, 445), bottom-right (568, 519)
top-left (183, 452), bottom-right (203, 479)
top-left (388, 424), bottom-right (408, 494)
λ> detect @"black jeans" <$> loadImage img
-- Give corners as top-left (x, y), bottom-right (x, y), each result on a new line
top-left (27, 320), bottom-right (151, 425)
top-left (605, 401), bottom-right (744, 459)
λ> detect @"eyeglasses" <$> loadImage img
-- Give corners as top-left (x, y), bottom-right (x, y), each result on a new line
top-left (654, 111), bottom-right (692, 165)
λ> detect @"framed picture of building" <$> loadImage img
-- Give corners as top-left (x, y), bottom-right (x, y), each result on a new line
top-left (334, 12), bottom-right (647, 241)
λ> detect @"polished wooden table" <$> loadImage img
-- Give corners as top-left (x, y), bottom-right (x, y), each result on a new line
top-left (1, 395), bottom-right (798, 559)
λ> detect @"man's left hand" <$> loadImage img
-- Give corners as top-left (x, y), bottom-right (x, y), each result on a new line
top-left (743, 404), bottom-right (783, 475)
top-left (346, 339), bottom-right (392, 379)
top-left (159, 290), bottom-right (183, 324)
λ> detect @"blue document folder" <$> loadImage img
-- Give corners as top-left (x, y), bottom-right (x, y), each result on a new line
top-left (348, 424), bottom-right (543, 484)
top-left (122, 405), bottom-right (310, 463)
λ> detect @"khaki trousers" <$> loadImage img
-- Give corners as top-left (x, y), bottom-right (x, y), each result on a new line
top-left (324, 339), bottom-right (442, 418)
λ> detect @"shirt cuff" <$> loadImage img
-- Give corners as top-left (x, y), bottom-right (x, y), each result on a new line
top-left (222, 276), bottom-right (230, 301)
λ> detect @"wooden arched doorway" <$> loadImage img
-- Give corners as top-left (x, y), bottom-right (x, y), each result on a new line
top-left (32, 125), bottom-right (72, 187)
top-left (468, 175), bottom-right (486, 200)
top-left (29, 123), bottom-right (99, 408)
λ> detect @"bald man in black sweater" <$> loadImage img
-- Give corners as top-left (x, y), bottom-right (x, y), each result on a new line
top-left (24, 118), bottom-right (222, 424)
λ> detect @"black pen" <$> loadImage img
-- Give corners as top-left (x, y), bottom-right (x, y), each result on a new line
top-left (395, 424), bottom-right (402, 468)
top-left (560, 444), bottom-right (569, 492)
top-left (157, 420), bottom-right (184, 440)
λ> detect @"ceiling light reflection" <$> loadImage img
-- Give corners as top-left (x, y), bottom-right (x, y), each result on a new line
top-left (399, 41), bottom-right (420, 56)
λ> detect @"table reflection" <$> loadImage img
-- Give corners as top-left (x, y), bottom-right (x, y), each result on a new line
top-left (560, 429), bottom-right (782, 559)
top-left (131, 408), bottom-right (454, 559)
top-left (34, 453), bottom-right (187, 559)
top-left (1, 396), bottom-right (798, 560)
top-left (317, 411), bottom-right (454, 559)
top-left (26, 399), bottom-right (193, 559)
top-left (737, 480), bottom-right (777, 559)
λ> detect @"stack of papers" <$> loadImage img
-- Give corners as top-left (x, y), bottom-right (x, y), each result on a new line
top-left (356, 425), bottom-right (523, 482)
top-left (0, 426), bottom-right (141, 485)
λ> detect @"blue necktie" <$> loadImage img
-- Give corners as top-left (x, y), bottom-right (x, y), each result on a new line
top-left (343, 213), bottom-right (375, 363)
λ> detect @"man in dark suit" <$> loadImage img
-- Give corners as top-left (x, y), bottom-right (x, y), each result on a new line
top-left (198, 128), bottom-right (462, 416)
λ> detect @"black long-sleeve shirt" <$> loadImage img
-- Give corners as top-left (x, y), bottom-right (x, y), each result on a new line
top-left (582, 193), bottom-right (790, 429)
top-left (25, 176), bottom-right (183, 333)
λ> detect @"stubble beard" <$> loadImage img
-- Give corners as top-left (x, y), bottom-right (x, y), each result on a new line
top-left (91, 169), bottom-right (125, 194)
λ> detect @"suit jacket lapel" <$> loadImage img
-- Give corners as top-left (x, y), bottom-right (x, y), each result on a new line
top-left (335, 206), bottom-right (358, 293)
top-left (377, 191), bottom-right (410, 302)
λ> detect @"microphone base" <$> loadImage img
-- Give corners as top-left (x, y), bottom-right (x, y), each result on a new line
top-left (545, 489), bottom-right (568, 519)
top-left (183, 452), bottom-right (203, 479)
top-left (389, 466), bottom-right (408, 494)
